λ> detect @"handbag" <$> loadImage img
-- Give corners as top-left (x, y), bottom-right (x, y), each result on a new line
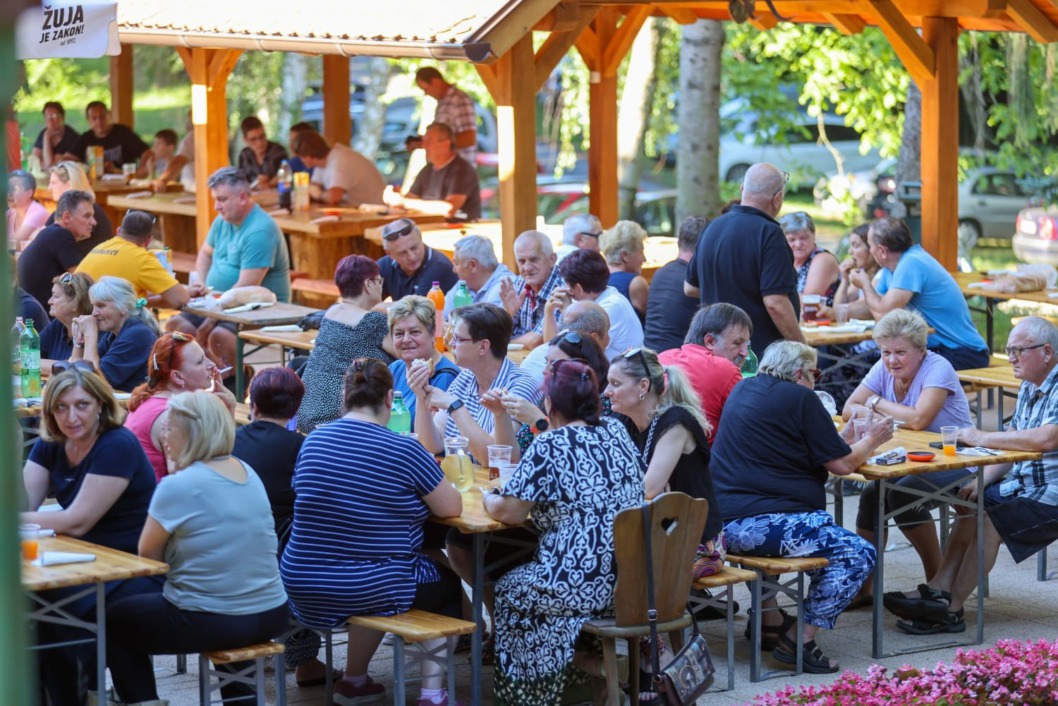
top-left (642, 503), bottom-right (716, 705)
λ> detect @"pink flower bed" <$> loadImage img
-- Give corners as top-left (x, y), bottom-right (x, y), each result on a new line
top-left (752, 639), bottom-right (1058, 705)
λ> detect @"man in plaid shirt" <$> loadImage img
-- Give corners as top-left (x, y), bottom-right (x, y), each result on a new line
top-left (499, 230), bottom-right (563, 350)
top-left (412, 67), bottom-right (478, 163)
top-left (884, 316), bottom-right (1058, 635)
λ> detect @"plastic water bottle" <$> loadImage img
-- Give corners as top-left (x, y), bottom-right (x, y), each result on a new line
top-left (277, 160), bottom-right (292, 210)
top-left (452, 280), bottom-right (473, 311)
top-left (741, 344), bottom-right (758, 378)
top-left (388, 391), bottom-right (411, 435)
top-left (11, 317), bottom-right (24, 376)
top-left (426, 282), bottom-right (445, 352)
top-left (20, 319), bottom-right (41, 397)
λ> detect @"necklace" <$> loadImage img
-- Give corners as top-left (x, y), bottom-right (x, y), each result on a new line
top-left (640, 413), bottom-right (659, 466)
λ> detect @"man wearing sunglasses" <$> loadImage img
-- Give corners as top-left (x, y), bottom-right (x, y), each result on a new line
top-left (77, 210), bottom-right (190, 310)
top-left (377, 218), bottom-right (458, 302)
top-left (685, 162), bottom-right (804, 354)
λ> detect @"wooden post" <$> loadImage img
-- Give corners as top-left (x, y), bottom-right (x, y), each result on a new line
top-left (488, 35), bottom-right (539, 269)
top-left (109, 46), bottom-right (134, 127)
top-left (186, 48), bottom-right (241, 247)
top-left (581, 9), bottom-right (620, 228)
top-left (920, 17), bottom-right (959, 269)
top-left (322, 55), bottom-right (351, 146)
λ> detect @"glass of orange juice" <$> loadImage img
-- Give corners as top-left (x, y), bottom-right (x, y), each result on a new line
top-left (940, 426), bottom-right (959, 456)
top-left (20, 523), bottom-right (41, 561)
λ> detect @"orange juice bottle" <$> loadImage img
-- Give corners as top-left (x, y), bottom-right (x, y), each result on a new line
top-left (427, 281), bottom-right (445, 352)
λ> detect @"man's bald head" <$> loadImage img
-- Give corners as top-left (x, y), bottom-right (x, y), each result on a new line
top-left (561, 300), bottom-right (611, 351)
top-left (741, 163), bottom-right (786, 216)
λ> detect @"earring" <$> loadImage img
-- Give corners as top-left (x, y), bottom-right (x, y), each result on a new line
top-left (639, 393), bottom-right (645, 401)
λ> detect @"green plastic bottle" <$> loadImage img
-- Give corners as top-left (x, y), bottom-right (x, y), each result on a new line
top-left (741, 344), bottom-right (758, 379)
top-left (452, 280), bottom-right (474, 311)
top-left (20, 318), bottom-right (41, 397)
top-left (388, 391), bottom-right (411, 435)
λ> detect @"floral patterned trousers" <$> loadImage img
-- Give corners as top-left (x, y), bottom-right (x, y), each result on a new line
top-left (724, 510), bottom-right (876, 629)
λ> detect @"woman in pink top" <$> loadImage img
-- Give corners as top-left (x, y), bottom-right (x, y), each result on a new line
top-left (124, 332), bottom-right (229, 479)
top-left (6, 169), bottom-right (50, 248)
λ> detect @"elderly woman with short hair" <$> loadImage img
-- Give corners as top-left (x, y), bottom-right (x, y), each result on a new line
top-left (600, 220), bottom-right (649, 320)
top-left (388, 295), bottom-right (461, 425)
top-left (297, 254), bottom-right (395, 432)
top-left (780, 211), bottom-right (841, 307)
top-left (71, 276), bottom-right (160, 391)
top-left (711, 341), bottom-right (893, 674)
top-left (842, 308), bottom-right (973, 604)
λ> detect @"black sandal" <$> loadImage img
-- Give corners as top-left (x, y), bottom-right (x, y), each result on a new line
top-left (635, 670), bottom-right (663, 706)
top-left (772, 634), bottom-right (839, 674)
top-left (896, 608), bottom-right (966, 635)
top-left (883, 583), bottom-right (951, 620)
top-left (743, 607), bottom-right (794, 651)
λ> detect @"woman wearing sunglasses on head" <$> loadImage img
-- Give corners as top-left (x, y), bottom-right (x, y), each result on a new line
top-left (125, 332), bottom-right (232, 481)
top-left (20, 366), bottom-right (160, 706)
top-left (39, 271), bottom-right (95, 375)
top-left (710, 341), bottom-right (893, 674)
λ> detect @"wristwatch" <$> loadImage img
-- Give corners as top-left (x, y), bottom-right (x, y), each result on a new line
top-left (866, 395), bottom-right (881, 412)
top-left (446, 399), bottom-right (465, 415)
top-left (531, 417), bottom-right (550, 435)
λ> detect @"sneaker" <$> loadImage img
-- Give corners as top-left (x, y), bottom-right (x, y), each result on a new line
top-left (333, 676), bottom-right (386, 705)
top-left (382, 631), bottom-right (395, 646)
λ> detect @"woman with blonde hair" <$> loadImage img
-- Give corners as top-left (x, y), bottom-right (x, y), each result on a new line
top-left (106, 391), bottom-right (288, 706)
top-left (600, 220), bottom-right (649, 320)
top-left (387, 295), bottom-right (460, 424)
top-left (71, 276), bottom-right (160, 391)
top-left (39, 271), bottom-right (94, 372)
top-left (45, 160), bottom-right (112, 252)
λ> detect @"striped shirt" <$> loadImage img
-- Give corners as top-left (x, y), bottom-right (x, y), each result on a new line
top-left (1001, 363), bottom-right (1058, 506)
top-left (279, 418), bottom-right (445, 628)
top-left (445, 357), bottom-right (542, 445)
top-left (435, 84), bottom-right (477, 163)
top-left (512, 265), bottom-right (564, 337)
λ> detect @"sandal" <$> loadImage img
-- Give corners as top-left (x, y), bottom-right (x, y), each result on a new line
top-left (772, 634), bottom-right (839, 674)
top-left (883, 583), bottom-right (951, 620)
top-left (635, 669), bottom-right (663, 706)
top-left (896, 608), bottom-right (966, 635)
top-left (743, 607), bottom-right (794, 651)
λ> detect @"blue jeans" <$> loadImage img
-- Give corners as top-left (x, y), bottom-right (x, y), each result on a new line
top-left (724, 510), bottom-right (876, 629)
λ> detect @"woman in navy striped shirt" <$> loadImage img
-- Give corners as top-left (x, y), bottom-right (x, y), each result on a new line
top-left (280, 358), bottom-right (463, 706)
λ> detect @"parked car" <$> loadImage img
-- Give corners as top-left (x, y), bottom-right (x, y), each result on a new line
top-left (479, 176), bottom-right (587, 221)
top-left (544, 188), bottom-right (677, 238)
top-left (1012, 199), bottom-right (1058, 265)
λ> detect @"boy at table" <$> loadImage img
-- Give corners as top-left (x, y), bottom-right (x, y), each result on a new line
top-left (885, 317), bottom-right (1058, 634)
top-left (167, 167), bottom-right (290, 387)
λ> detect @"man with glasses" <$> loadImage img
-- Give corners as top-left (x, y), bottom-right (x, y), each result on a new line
top-left (17, 189), bottom-right (95, 310)
top-left (555, 213), bottom-right (603, 261)
top-left (77, 210), bottom-right (190, 310)
top-left (385, 122), bottom-right (480, 221)
top-left (236, 116), bottom-right (289, 190)
top-left (377, 217), bottom-right (458, 301)
top-left (659, 303), bottom-right (752, 438)
top-left (499, 230), bottom-right (563, 349)
top-left (885, 317), bottom-right (1058, 635)
top-left (31, 101), bottom-right (80, 170)
top-left (848, 216), bottom-right (988, 371)
top-left (685, 162), bottom-right (804, 354)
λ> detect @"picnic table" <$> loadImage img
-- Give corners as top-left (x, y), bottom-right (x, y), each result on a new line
top-left (36, 176), bottom-right (180, 227)
top-left (956, 272), bottom-right (1058, 351)
top-left (957, 360), bottom-right (1020, 428)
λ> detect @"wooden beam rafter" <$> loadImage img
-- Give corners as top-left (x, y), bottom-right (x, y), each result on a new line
top-left (208, 49), bottom-right (242, 89)
top-left (748, 13), bottom-right (780, 29)
top-left (533, 7), bottom-right (599, 90)
top-left (869, 0), bottom-right (935, 84)
top-left (823, 12), bottom-right (867, 34)
top-left (602, 5), bottom-right (653, 75)
top-left (656, 5), bottom-right (700, 23)
top-left (1005, 0), bottom-right (1058, 43)
top-left (575, 26), bottom-right (601, 69)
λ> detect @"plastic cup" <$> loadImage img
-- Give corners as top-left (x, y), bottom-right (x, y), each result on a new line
top-left (122, 163), bottom-right (137, 177)
top-left (498, 462), bottom-right (516, 489)
top-left (802, 294), bottom-right (821, 321)
top-left (941, 426), bottom-right (959, 456)
top-left (835, 303), bottom-right (850, 325)
top-left (853, 418), bottom-right (869, 441)
top-left (487, 444), bottom-right (513, 481)
top-left (20, 523), bottom-right (41, 561)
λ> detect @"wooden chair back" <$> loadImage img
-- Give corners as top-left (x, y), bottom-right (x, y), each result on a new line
top-left (613, 492), bottom-right (708, 627)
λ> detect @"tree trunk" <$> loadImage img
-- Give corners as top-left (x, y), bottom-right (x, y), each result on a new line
top-left (891, 81), bottom-right (922, 219)
top-left (278, 53), bottom-right (309, 137)
top-left (617, 17), bottom-right (663, 220)
top-left (353, 57), bottom-right (391, 158)
top-left (677, 19), bottom-right (724, 222)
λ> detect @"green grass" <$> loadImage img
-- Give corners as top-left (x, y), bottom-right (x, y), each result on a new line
top-left (968, 244), bottom-right (1021, 350)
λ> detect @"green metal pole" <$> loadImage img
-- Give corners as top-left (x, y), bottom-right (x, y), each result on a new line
top-left (2, 5), bottom-right (34, 703)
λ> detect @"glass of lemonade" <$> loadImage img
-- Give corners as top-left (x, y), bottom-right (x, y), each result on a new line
top-left (442, 436), bottom-right (474, 492)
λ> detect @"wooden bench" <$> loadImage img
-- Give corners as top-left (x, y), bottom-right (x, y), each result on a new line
top-left (344, 610), bottom-right (475, 706)
top-left (199, 641), bottom-right (285, 705)
top-left (690, 565), bottom-right (758, 691)
top-left (290, 277), bottom-right (339, 308)
top-left (726, 554), bottom-right (830, 682)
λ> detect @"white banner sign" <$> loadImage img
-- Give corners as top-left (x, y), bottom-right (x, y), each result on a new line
top-left (16, 1), bottom-right (120, 60)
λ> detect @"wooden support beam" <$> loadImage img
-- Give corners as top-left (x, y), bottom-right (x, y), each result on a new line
top-left (551, 1), bottom-right (582, 31)
top-left (919, 17), bottom-right (960, 270)
top-left (823, 12), bottom-right (867, 33)
top-left (870, 0), bottom-right (935, 84)
top-left (189, 48), bottom-right (239, 248)
top-left (489, 35), bottom-right (539, 269)
top-left (748, 13), bottom-right (780, 29)
top-left (109, 47), bottom-right (134, 128)
top-left (578, 8), bottom-right (620, 227)
top-left (533, 7), bottom-right (599, 90)
top-left (603, 5), bottom-right (652, 76)
top-left (657, 6), bottom-right (700, 23)
top-left (322, 55), bottom-right (352, 146)
top-left (575, 26), bottom-right (601, 68)
top-left (1006, 0), bottom-right (1058, 42)
top-left (475, 63), bottom-right (502, 100)
top-left (175, 46), bottom-right (191, 70)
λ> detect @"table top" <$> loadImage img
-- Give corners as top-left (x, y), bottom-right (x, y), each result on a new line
top-left (431, 466), bottom-right (517, 534)
top-left (957, 362), bottom-right (1020, 388)
top-left (802, 324), bottom-right (875, 346)
top-left (956, 272), bottom-right (1058, 305)
top-left (22, 536), bottom-right (168, 591)
top-left (857, 427), bottom-right (1040, 480)
top-left (107, 191), bottom-right (198, 216)
top-left (183, 301), bottom-right (319, 327)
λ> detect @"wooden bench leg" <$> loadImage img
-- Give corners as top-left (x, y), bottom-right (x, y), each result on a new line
top-left (601, 637), bottom-right (622, 706)
top-left (394, 635), bottom-right (406, 706)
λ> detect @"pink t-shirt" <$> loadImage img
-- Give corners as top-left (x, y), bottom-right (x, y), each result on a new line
top-left (124, 395), bottom-right (170, 481)
top-left (658, 344), bottom-right (742, 441)
top-left (6, 200), bottom-right (51, 245)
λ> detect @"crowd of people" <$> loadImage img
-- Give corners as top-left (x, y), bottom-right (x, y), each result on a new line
top-left (14, 117), bottom-right (1058, 706)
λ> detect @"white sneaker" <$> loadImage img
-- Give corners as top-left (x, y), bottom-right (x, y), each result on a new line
top-left (382, 632), bottom-right (395, 646)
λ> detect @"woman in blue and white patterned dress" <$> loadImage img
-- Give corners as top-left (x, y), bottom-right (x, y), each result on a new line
top-left (484, 359), bottom-right (644, 705)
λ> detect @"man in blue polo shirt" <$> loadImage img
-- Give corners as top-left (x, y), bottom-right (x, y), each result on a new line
top-left (849, 216), bottom-right (988, 370)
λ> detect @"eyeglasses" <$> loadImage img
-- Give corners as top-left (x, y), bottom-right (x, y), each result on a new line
top-left (383, 223), bottom-right (415, 241)
top-left (578, 231), bottom-right (602, 239)
top-left (1005, 343), bottom-right (1047, 358)
top-left (803, 367), bottom-right (822, 383)
top-left (58, 272), bottom-right (74, 284)
top-left (153, 331), bottom-right (192, 372)
top-left (774, 171), bottom-right (791, 197)
top-left (51, 360), bottom-right (96, 375)
top-left (448, 334), bottom-right (478, 346)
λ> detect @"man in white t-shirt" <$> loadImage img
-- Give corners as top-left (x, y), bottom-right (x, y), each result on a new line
top-left (291, 131), bottom-right (385, 207)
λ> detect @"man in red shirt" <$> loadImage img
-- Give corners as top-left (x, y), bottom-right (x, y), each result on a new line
top-left (658, 303), bottom-right (751, 441)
